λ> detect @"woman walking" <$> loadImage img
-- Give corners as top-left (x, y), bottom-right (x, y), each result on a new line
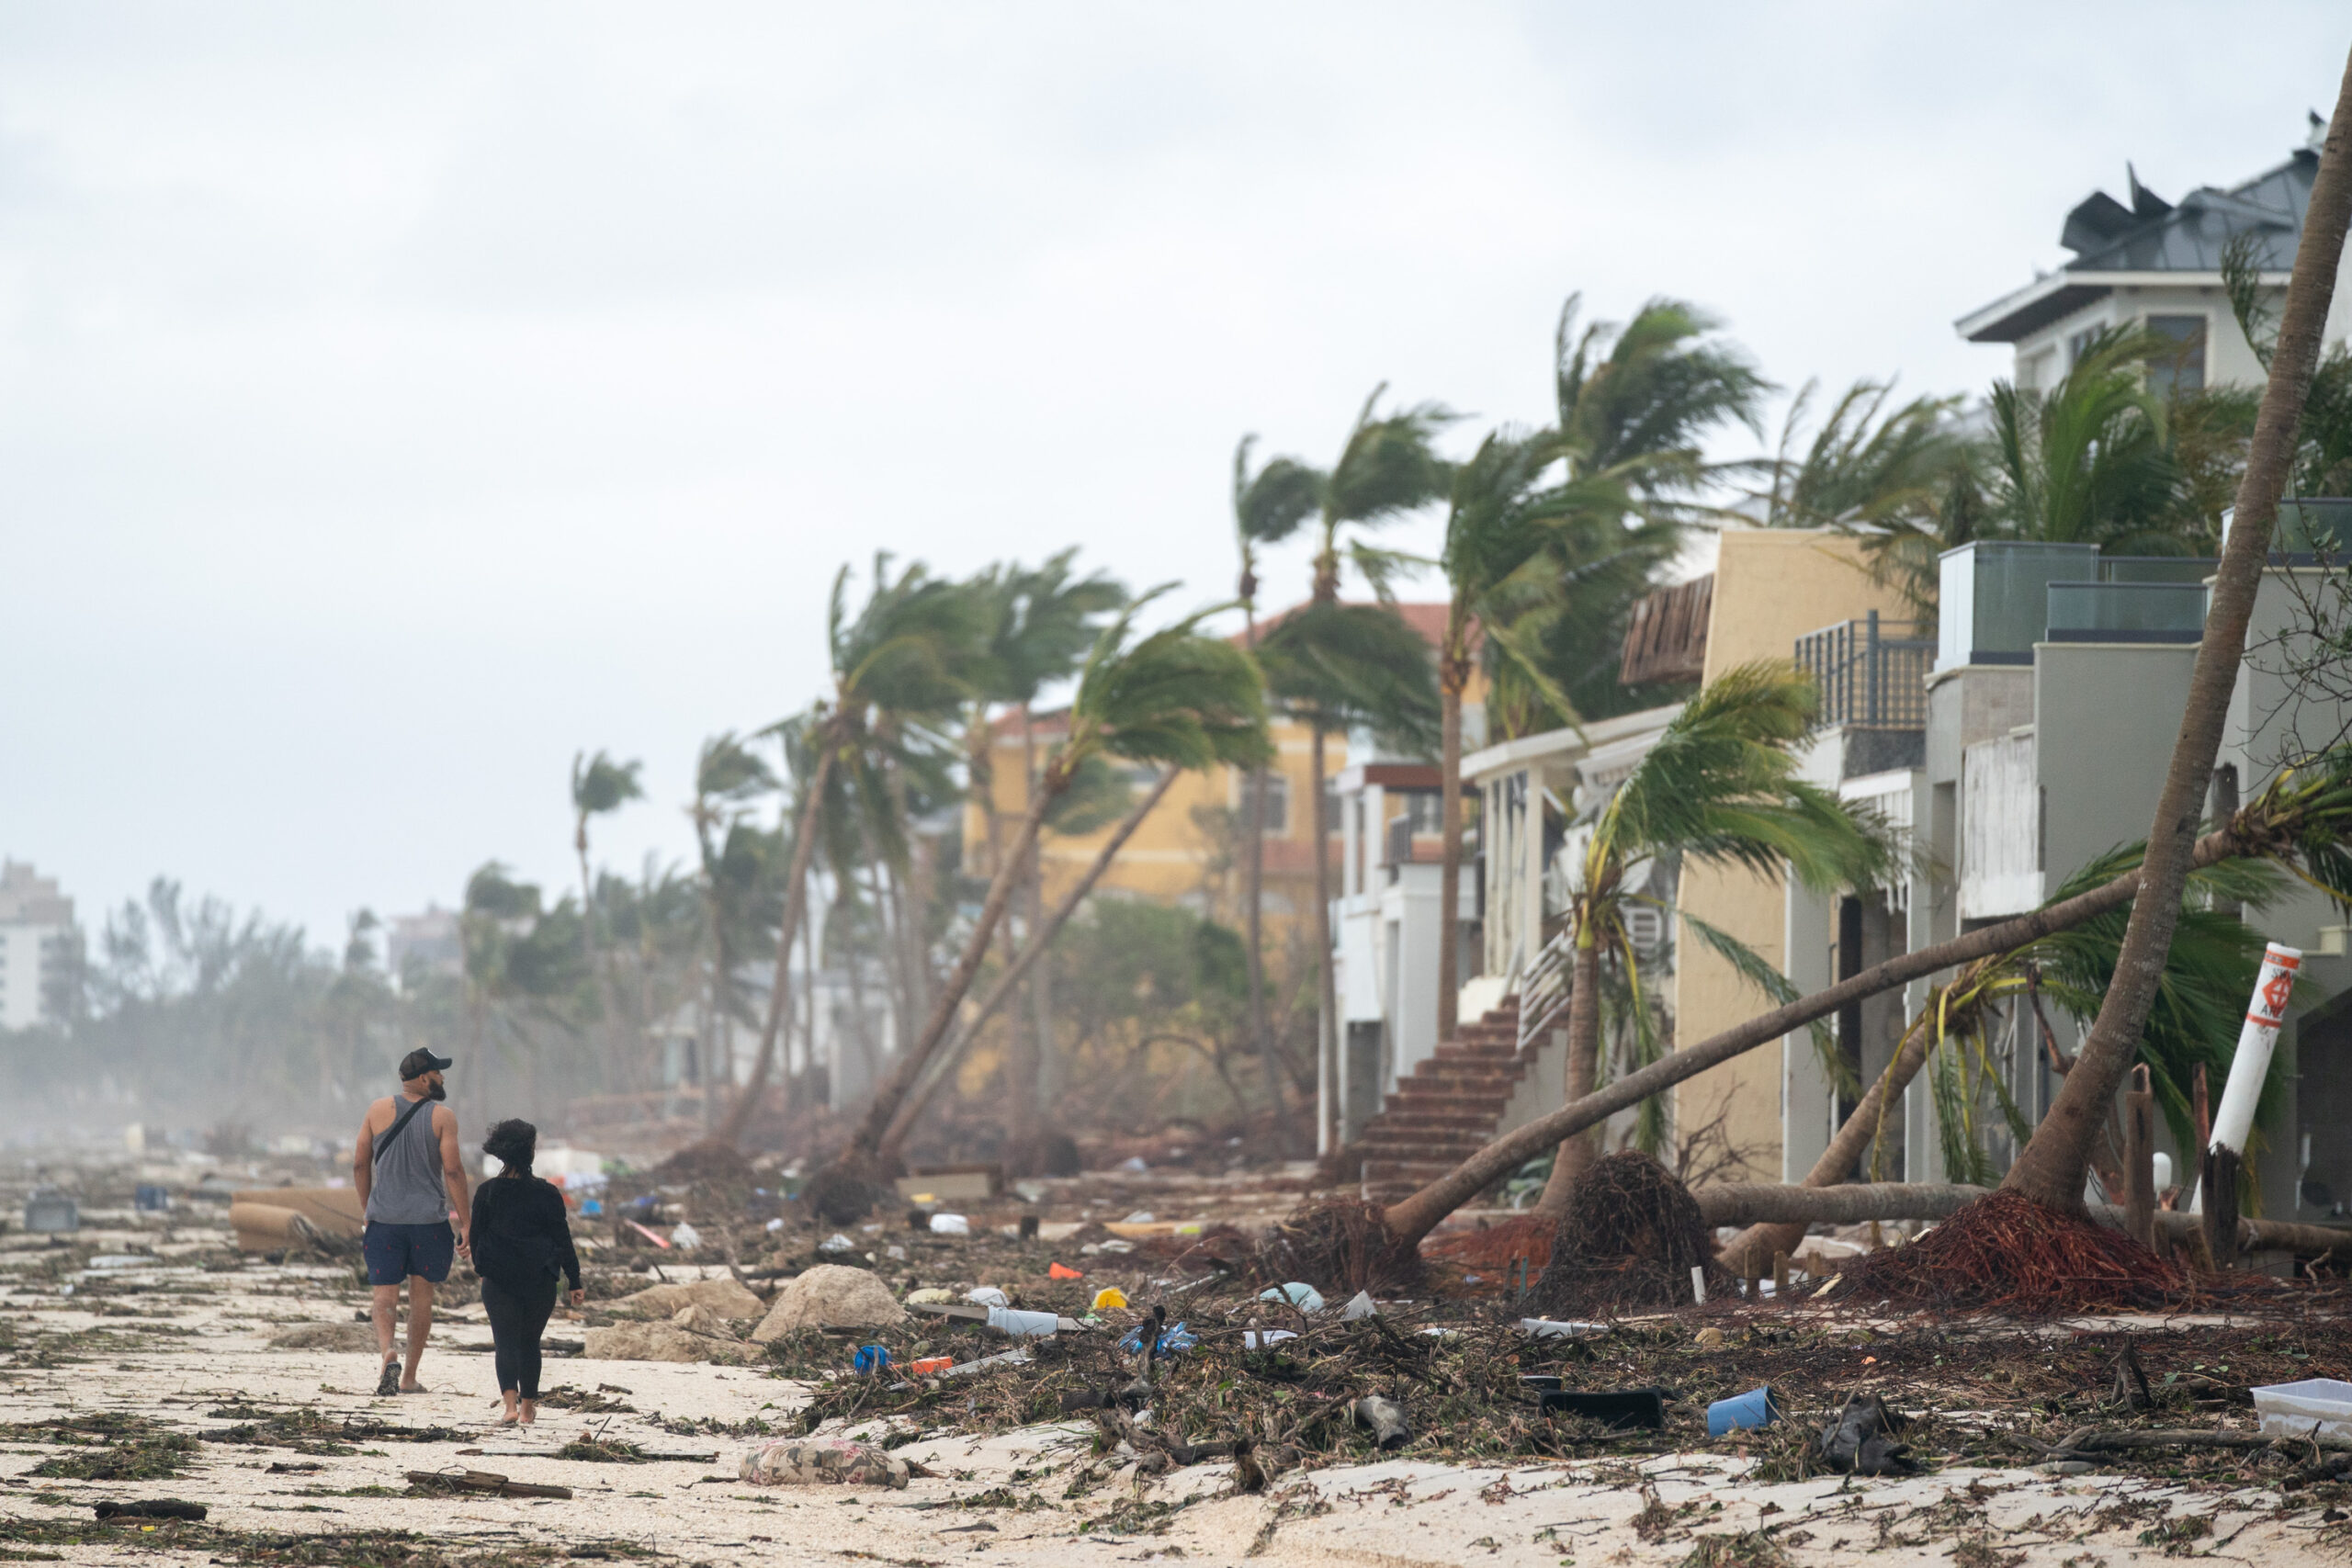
top-left (469, 1120), bottom-right (583, 1426)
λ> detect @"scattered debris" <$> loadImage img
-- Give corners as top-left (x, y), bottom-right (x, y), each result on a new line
top-left (741, 1438), bottom-right (910, 1489)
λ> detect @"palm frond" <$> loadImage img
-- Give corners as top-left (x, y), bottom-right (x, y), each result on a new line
top-left (1257, 600), bottom-right (1442, 756)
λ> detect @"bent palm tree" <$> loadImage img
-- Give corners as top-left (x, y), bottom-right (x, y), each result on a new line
top-left (1374, 734), bottom-right (2352, 1251)
top-left (826, 594), bottom-right (1272, 1190)
top-left (717, 558), bottom-right (982, 1146)
top-left (1531, 662), bottom-right (1891, 1210)
top-left (1717, 851), bottom-right (2280, 1272)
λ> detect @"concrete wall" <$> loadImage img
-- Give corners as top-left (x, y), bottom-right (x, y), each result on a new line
top-left (1673, 531), bottom-right (1915, 1181)
top-left (2032, 643), bottom-right (2197, 887)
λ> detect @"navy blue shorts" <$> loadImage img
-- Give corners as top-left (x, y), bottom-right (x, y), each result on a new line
top-left (364, 1220), bottom-right (455, 1286)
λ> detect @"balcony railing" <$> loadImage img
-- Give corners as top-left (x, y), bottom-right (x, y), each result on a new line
top-left (1794, 611), bottom-right (1932, 730)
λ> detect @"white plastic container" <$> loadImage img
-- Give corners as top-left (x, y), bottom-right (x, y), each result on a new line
top-left (1519, 1317), bottom-right (1608, 1338)
top-left (2254, 1378), bottom-right (2352, 1439)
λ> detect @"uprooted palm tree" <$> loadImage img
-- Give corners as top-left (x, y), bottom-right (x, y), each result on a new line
top-left (809, 593), bottom-right (1272, 1210)
top-left (2002, 68), bottom-right (2352, 1216)
top-left (1530, 662), bottom-right (1891, 1211)
top-left (716, 558), bottom-right (984, 1147)
top-left (1716, 850), bottom-right (2281, 1273)
top-left (1351, 730), bottom-right (2352, 1263)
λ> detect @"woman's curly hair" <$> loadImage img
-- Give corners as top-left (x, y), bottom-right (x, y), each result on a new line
top-left (482, 1118), bottom-right (537, 1176)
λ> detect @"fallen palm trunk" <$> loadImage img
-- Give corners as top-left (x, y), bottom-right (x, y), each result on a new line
top-left (1693, 1182), bottom-right (1987, 1227)
top-left (1379, 822), bottom-right (2244, 1249)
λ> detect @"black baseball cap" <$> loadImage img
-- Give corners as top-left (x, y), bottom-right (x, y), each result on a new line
top-left (398, 1049), bottom-right (453, 1081)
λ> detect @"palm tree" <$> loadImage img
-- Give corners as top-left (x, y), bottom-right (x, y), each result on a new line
top-left (686, 734), bottom-right (776, 1122)
top-left (825, 593), bottom-right (1273, 1190)
top-left (1553, 294), bottom-right (1768, 522)
top-left (1529, 662), bottom-right (1890, 1209)
top-left (1372, 727), bottom-right (2352, 1253)
top-left (716, 558), bottom-right (982, 1146)
top-left (570, 750), bottom-right (644, 1079)
top-left (1429, 428), bottom-right (1684, 1040)
top-left (1255, 600), bottom-right (1442, 1146)
top-left (1293, 387), bottom-right (1454, 1143)
top-left (1230, 437), bottom-right (1324, 1136)
top-left (1984, 326), bottom-right (2187, 553)
top-left (876, 767), bottom-right (1181, 1162)
top-left (2005, 80), bottom-right (2352, 1215)
top-left (966, 553), bottom-right (1125, 1161)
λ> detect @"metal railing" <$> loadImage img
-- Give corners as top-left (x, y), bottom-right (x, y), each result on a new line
top-left (1516, 925), bottom-right (1576, 1053)
top-left (1794, 611), bottom-right (1933, 730)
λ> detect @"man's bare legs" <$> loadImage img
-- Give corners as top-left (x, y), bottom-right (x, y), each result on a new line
top-left (369, 1278), bottom-right (435, 1392)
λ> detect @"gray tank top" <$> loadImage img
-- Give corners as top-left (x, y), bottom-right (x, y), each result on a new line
top-left (366, 1097), bottom-right (450, 1225)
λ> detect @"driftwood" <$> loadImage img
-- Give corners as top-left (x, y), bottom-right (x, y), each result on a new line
top-left (405, 1469), bottom-right (572, 1500)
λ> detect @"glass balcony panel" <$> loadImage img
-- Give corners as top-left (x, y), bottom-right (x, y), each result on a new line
top-left (2044, 581), bottom-right (2208, 642)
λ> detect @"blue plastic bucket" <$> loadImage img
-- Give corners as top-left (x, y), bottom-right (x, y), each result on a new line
top-left (853, 1344), bottom-right (890, 1375)
top-left (1707, 1385), bottom-right (1778, 1436)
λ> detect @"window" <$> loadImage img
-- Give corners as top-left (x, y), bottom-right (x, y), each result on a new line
top-left (1260, 773), bottom-right (1290, 837)
top-left (2019, 346), bottom-right (2057, 391)
top-left (2145, 314), bottom-right (2207, 400)
top-left (2066, 326), bottom-right (2104, 369)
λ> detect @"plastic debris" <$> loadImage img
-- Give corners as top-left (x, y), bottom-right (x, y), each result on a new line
top-left (1116, 1156), bottom-right (1149, 1173)
top-left (1122, 1211), bottom-right (1155, 1224)
top-left (1340, 1290), bottom-right (1376, 1320)
top-left (818, 1233), bottom-right (856, 1254)
top-left (1259, 1281), bottom-right (1325, 1314)
top-left (929, 1213), bottom-right (969, 1235)
top-left (1048, 1262), bottom-right (1085, 1280)
top-left (852, 1344), bottom-right (890, 1375)
top-left (1117, 1319), bottom-right (1197, 1357)
top-left (583, 1199), bottom-right (605, 1217)
top-left (1519, 1318), bottom-right (1607, 1339)
top-left (986, 1305), bottom-right (1059, 1339)
top-left (1091, 1287), bottom-right (1129, 1311)
top-left (741, 1438), bottom-right (910, 1490)
top-left (626, 1220), bottom-right (672, 1248)
top-left (1242, 1329), bottom-right (1296, 1348)
top-left (1818, 1393), bottom-right (1916, 1475)
top-left (904, 1288), bottom-right (954, 1306)
top-left (1540, 1388), bottom-right (1667, 1431)
top-left (883, 1244), bottom-right (906, 1261)
top-left (670, 1222), bottom-right (702, 1251)
top-left (1352, 1395), bottom-right (1411, 1450)
top-left (1707, 1385), bottom-right (1779, 1437)
top-left (908, 1356), bottom-right (954, 1376)
top-left (965, 1286), bottom-right (1009, 1307)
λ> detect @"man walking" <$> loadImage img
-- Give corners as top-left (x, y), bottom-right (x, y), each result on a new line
top-left (354, 1049), bottom-right (471, 1397)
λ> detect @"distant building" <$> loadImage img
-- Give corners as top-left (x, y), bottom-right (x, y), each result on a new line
top-left (386, 907), bottom-right (462, 985)
top-left (0, 862), bottom-right (77, 1031)
top-left (1958, 116), bottom-right (2352, 391)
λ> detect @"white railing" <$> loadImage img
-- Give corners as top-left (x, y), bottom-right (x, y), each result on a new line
top-left (1516, 925), bottom-right (1576, 1053)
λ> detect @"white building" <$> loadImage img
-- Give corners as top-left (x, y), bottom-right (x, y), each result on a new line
top-left (0, 862), bottom-right (77, 1032)
top-left (1957, 116), bottom-right (2352, 392)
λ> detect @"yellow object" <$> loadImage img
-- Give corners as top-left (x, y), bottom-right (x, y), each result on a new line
top-left (1091, 1287), bottom-right (1128, 1311)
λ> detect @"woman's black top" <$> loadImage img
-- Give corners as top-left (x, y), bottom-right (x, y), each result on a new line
top-left (469, 1173), bottom-right (582, 1292)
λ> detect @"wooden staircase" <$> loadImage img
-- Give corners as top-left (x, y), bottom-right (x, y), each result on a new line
top-left (1351, 999), bottom-right (1541, 1204)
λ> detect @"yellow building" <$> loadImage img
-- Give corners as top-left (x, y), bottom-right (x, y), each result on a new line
top-left (1668, 531), bottom-right (1914, 1180)
top-left (962, 603), bottom-right (1462, 935)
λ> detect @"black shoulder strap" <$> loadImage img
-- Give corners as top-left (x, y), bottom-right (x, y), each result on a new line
top-left (372, 1097), bottom-right (432, 1164)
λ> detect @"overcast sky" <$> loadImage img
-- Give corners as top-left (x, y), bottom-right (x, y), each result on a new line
top-left (5, 3), bottom-right (2347, 954)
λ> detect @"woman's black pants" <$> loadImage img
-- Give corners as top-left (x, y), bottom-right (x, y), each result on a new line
top-left (480, 1275), bottom-right (559, 1400)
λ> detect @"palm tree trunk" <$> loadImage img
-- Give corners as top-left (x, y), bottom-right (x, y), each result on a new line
top-left (716, 746), bottom-right (835, 1146)
top-left (1435, 670), bottom-right (1463, 1048)
top-left (841, 773), bottom-right (1067, 1169)
top-left (1309, 721), bottom-right (1333, 1156)
top-left (878, 769), bottom-right (1178, 1160)
top-left (2005, 62), bottom-right (2352, 1212)
top-left (575, 828), bottom-right (625, 1092)
top-left (1533, 926), bottom-right (1604, 1213)
top-left (1008, 708), bottom-right (1044, 1157)
top-left (1717, 1007), bottom-right (1939, 1274)
top-left (1376, 818), bottom-right (2246, 1250)
top-left (1242, 607), bottom-right (1271, 1144)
